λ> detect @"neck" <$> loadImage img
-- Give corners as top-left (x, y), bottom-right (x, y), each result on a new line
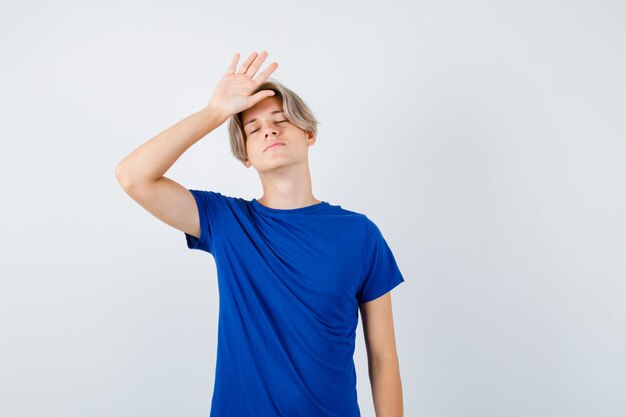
top-left (256, 161), bottom-right (319, 209)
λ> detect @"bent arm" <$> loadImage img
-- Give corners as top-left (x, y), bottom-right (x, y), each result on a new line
top-left (114, 51), bottom-right (278, 239)
top-left (114, 105), bottom-right (227, 238)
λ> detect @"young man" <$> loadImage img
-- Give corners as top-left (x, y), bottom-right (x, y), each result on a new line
top-left (116, 51), bottom-right (405, 417)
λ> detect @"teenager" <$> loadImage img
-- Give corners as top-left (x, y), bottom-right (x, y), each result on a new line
top-left (116, 50), bottom-right (405, 417)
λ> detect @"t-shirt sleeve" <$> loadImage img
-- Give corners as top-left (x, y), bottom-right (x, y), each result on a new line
top-left (357, 218), bottom-right (405, 304)
top-left (184, 189), bottom-right (225, 254)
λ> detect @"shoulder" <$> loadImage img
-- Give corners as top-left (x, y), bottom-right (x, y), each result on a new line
top-left (187, 190), bottom-right (256, 220)
top-left (323, 204), bottom-right (389, 251)
top-left (321, 203), bottom-right (372, 233)
top-left (188, 189), bottom-right (248, 206)
top-left (325, 202), bottom-right (370, 221)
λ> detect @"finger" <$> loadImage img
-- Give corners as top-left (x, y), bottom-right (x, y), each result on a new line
top-left (249, 90), bottom-right (276, 107)
top-left (253, 61), bottom-right (279, 85)
top-left (245, 50), bottom-right (268, 78)
top-left (236, 51), bottom-right (258, 74)
top-left (226, 52), bottom-right (240, 74)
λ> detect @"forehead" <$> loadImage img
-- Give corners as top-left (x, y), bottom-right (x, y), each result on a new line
top-left (242, 96), bottom-right (283, 124)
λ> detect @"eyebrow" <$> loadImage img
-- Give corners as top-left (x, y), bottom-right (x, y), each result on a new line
top-left (243, 110), bottom-right (285, 128)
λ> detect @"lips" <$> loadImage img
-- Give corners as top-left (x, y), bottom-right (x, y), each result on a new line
top-left (264, 142), bottom-right (285, 152)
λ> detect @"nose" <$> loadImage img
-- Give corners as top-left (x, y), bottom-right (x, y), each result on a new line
top-left (263, 126), bottom-right (279, 139)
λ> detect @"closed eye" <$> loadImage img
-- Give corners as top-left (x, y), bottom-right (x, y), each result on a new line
top-left (250, 120), bottom-right (287, 134)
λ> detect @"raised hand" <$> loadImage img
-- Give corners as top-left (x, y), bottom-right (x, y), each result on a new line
top-left (206, 51), bottom-right (279, 120)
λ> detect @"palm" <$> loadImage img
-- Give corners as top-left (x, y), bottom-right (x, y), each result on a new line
top-left (208, 51), bottom-right (279, 117)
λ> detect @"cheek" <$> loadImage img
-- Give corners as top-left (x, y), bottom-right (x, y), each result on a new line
top-left (243, 136), bottom-right (259, 155)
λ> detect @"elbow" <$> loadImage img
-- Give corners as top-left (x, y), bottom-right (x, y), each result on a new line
top-left (115, 162), bottom-right (133, 190)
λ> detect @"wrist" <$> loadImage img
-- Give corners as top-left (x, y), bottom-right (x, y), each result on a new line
top-left (202, 103), bottom-right (229, 124)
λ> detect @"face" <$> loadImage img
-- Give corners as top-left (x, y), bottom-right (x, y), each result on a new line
top-left (241, 95), bottom-right (315, 172)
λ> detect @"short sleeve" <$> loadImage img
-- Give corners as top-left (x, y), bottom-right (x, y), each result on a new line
top-left (357, 218), bottom-right (405, 304)
top-left (184, 189), bottom-right (225, 254)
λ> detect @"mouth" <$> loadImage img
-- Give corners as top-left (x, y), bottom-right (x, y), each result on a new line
top-left (264, 142), bottom-right (285, 152)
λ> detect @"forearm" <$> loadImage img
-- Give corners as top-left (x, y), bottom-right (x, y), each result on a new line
top-left (116, 104), bottom-right (227, 187)
top-left (369, 356), bottom-right (403, 417)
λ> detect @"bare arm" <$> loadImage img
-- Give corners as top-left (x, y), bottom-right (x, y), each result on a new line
top-left (114, 106), bottom-right (227, 238)
top-left (114, 51), bottom-right (278, 238)
top-left (360, 292), bottom-right (404, 417)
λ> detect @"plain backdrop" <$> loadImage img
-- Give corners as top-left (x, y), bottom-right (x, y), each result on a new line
top-left (1, 0), bottom-right (625, 416)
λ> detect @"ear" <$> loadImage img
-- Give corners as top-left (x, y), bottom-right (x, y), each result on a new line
top-left (243, 157), bottom-right (252, 168)
top-left (305, 130), bottom-right (316, 146)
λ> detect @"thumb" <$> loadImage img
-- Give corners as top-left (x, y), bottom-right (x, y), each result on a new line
top-left (249, 90), bottom-right (276, 107)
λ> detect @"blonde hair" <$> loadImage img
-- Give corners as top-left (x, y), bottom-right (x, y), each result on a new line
top-left (227, 78), bottom-right (319, 163)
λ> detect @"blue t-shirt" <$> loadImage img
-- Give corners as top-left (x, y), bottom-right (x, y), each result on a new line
top-left (184, 190), bottom-right (405, 417)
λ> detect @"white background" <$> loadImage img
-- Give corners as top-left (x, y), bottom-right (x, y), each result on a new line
top-left (1, 0), bottom-right (625, 416)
